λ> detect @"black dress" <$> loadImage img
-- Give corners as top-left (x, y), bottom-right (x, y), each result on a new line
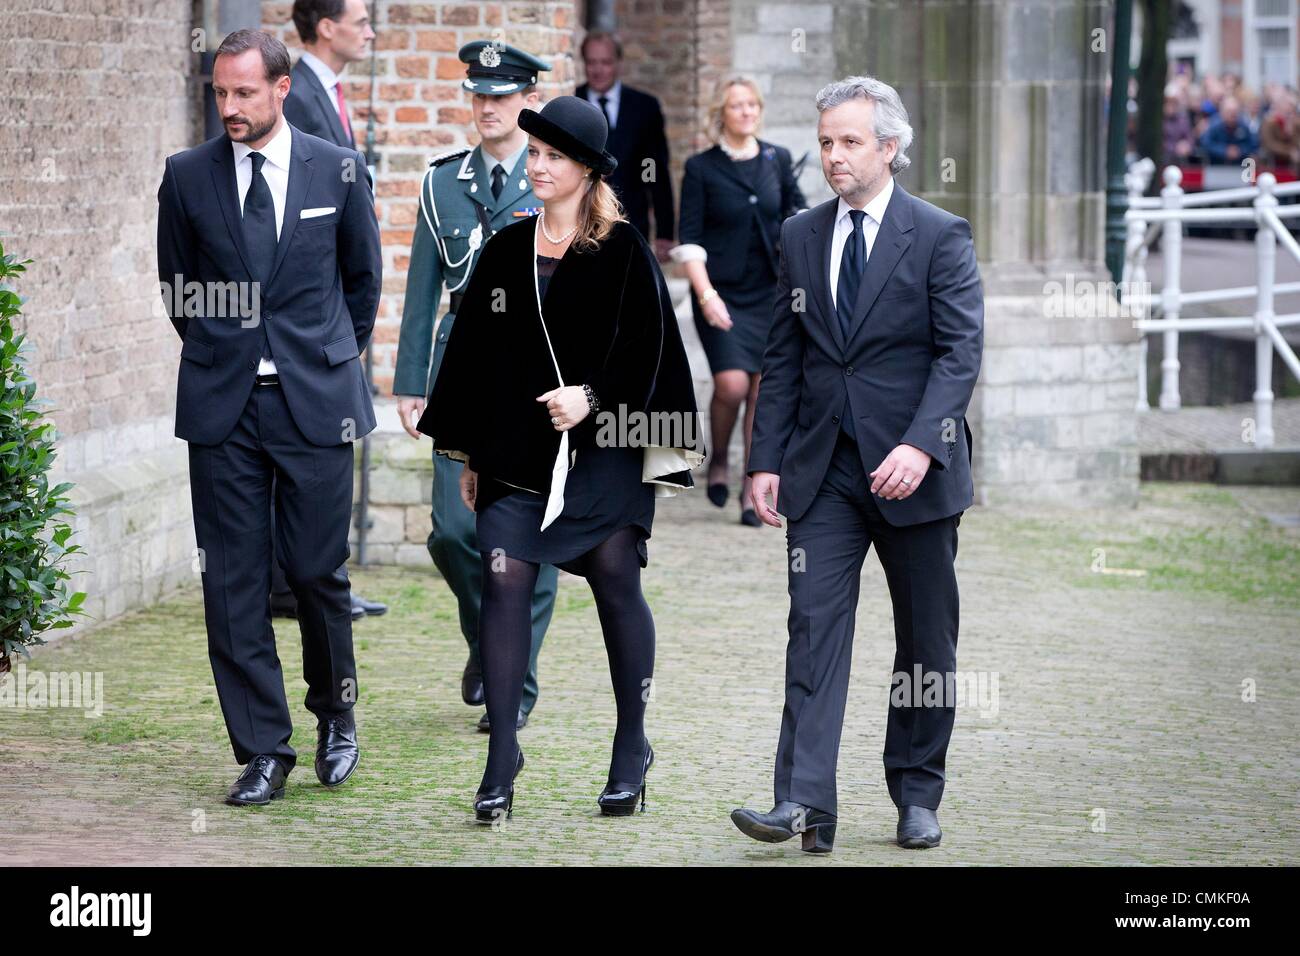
top-left (690, 153), bottom-right (781, 374)
top-left (473, 253), bottom-right (657, 576)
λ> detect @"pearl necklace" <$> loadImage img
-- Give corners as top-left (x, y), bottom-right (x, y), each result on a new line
top-left (538, 209), bottom-right (577, 245)
top-left (719, 135), bottom-right (759, 160)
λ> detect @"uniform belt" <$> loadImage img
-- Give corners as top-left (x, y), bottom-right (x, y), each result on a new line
top-left (449, 290), bottom-right (465, 315)
top-left (255, 373), bottom-right (280, 386)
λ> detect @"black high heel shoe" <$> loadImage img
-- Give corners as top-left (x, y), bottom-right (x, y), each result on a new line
top-left (597, 741), bottom-right (655, 816)
top-left (474, 748), bottom-right (524, 823)
top-left (707, 482), bottom-right (729, 508)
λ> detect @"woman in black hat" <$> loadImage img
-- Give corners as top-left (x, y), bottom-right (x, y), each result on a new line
top-left (417, 95), bottom-right (704, 823)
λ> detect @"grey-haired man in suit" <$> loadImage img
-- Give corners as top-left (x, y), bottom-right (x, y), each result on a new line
top-left (731, 76), bottom-right (984, 853)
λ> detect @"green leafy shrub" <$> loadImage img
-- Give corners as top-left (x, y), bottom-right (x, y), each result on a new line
top-left (0, 238), bottom-right (85, 669)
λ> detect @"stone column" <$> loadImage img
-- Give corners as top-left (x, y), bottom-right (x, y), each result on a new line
top-left (730, 0), bottom-right (1141, 506)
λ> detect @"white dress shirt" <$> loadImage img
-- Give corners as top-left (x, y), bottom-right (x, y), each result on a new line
top-left (232, 120), bottom-right (292, 374)
top-left (585, 79), bottom-right (621, 130)
top-left (829, 174), bottom-right (895, 310)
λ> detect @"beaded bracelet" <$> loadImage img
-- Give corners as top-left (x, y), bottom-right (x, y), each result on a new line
top-left (582, 383), bottom-right (600, 414)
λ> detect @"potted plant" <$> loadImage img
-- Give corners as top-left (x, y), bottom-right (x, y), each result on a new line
top-left (0, 238), bottom-right (84, 674)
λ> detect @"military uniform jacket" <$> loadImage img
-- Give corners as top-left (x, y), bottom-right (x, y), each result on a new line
top-left (392, 144), bottom-right (540, 397)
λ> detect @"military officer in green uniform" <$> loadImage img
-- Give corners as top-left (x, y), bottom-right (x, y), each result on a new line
top-left (393, 40), bottom-right (558, 732)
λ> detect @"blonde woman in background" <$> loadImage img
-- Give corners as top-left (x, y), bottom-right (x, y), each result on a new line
top-left (673, 76), bottom-right (807, 525)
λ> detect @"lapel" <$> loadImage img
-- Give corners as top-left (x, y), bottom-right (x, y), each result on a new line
top-left (843, 182), bottom-right (914, 346)
top-left (460, 145), bottom-right (494, 212)
top-left (266, 125), bottom-right (315, 288)
top-left (297, 59), bottom-right (350, 147)
top-left (210, 138), bottom-right (256, 282)
top-left (805, 198), bottom-right (844, 354)
top-left (703, 143), bottom-right (757, 194)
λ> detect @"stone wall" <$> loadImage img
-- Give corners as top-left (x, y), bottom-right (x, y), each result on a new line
top-left (1, 0), bottom-right (201, 625)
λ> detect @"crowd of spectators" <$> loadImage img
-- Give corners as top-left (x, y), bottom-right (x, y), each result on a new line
top-left (1158, 70), bottom-right (1300, 172)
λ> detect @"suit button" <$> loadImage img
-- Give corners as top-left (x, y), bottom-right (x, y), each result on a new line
top-left (831, 415), bottom-right (840, 424)
top-left (845, 366), bottom-right (854, 375)
top-left (264, 311), bottom-right (273, 321)
top-left (247, 360), bottom-right (256, 370)
top-left (748, 194), bottom-right (757, 204)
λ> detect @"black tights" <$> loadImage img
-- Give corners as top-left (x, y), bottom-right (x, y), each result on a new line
top-left (477, 525), bottom-right (654, 791)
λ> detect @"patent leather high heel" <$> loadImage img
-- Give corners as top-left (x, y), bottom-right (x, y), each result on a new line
top-left (597, 740), bottom-right (654, 816)
top-left (474, 748), bottom-right (524, 823)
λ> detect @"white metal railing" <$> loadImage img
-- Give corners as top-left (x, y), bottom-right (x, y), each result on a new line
top-left (1122, 161), bottom-right (1300, 448)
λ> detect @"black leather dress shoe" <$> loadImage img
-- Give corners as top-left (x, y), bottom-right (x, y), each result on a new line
top-left (315, 713), bottom-right (359, 788)
top-left (897, 805), bottom-right (942, 848)
top-left (226, 755), bottom-right (288, 806)
top-left (351, 593), bottom-right (388, 616)
top-left (730, 800), bottom-right (837, 853)
top-left (461, 658), bottom-right (484, 706)
top-left (477, 709), bottom-right (528, 732)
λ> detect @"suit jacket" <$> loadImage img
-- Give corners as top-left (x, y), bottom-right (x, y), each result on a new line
top-left (747, 183), bottom-right (984, 526)
top-left (156, 124), bottom-right (383, 447)
top-left (576, 82), bottom-right (674, 242)
top-left (416, 216), bottom-right (704, 495)
top-left (284, 57), bottom-right (355, 148)
top-left (678, 141), bottom-right (806, 285)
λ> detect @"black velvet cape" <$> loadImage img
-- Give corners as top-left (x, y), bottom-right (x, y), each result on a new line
top-left (416, 214), bottom-right (705, 500)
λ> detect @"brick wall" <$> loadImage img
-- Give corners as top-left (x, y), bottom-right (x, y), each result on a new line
top-left (261, 1), bottom-right (579, 395)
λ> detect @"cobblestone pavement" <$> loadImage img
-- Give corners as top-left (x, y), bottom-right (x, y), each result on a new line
top-left (5, 481), bottom-right (1297, 866)
top-left (1138, 398), bottom-right (1300, 453)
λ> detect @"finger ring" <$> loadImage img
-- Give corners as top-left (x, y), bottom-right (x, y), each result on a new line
top-left (551, 416), bottom-right (561, 424)
top-left (901, 477), bottom-right (912, 486)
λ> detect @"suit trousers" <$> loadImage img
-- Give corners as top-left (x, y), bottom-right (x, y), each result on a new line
top-left (427, 451), bottom-right (556, 714)
top-left (774, 429), bottom-right (961, 816)
top-left (188, 382), bottom-right (357, 769)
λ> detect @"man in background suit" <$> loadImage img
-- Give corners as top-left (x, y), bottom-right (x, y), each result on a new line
top-left (575, 30), bottom-right (675, 260)
top-left (284, 0), bottom-right (370, 149)
top-left (157, 29), bottom-right (382, 805)
top-left (275, 0), bottom-right (387, 621)
top-left (730, 76), bottom-right (983, 853)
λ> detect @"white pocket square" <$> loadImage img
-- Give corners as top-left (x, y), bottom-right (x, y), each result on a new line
top-left (300, 206), bottom-right (336, 219)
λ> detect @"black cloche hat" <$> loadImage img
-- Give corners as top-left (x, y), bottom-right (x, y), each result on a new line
top-left (517, 96), bottom-right (618, 178)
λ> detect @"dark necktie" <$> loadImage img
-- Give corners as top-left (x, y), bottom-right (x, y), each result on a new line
top-left (598, 95), bottom-right (611, 129)
top-left (491, 163), bottom-right (505, 200)
top-left (242, 152), bottom-right (278, 359)
top-left (836, 208), bottom-right (867, 342)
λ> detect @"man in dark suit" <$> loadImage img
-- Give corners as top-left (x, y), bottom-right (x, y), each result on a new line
top-left (156, 29), bottom-right (382, 805)
top-left (730, 76), bottom-right (983, 853)
top-left (575, 30), bottom-right (675, 259)
top-left (284, 0), bottom-right (371, 150)
top-left (274, 0), bottom-right (385, 621)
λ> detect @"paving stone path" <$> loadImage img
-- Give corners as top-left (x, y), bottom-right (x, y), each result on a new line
top-left (6, 480), bottom-right (1297, 866)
